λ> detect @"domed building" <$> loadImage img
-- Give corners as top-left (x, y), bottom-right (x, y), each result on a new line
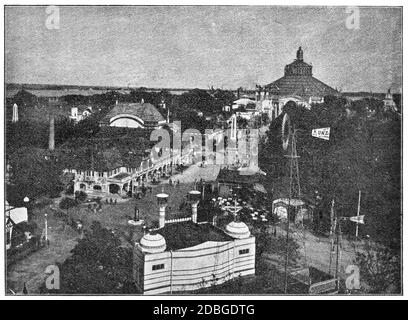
top-left (133, 192), bottom-right (255, 294)
top-left (256, 47), bottom-right (340, 120)
top-left (138, 232), bottom-right (167, 254)
top-left (100, 101), bottom-right (166, 129)
top-left (225, 220), bottom-right (251, 239)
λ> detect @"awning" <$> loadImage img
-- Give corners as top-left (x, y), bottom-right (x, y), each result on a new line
top-left (273, 198), bottom-right (305, 207)
top-left (253, 183), bottom-right (267, 194)
top-left (233, 98), bottom-right (255, 105)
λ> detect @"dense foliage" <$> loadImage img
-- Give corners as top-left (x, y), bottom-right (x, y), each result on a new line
top-left (259, 96), bottom-right (401, 250)
top-left (43, 221), bottom-right (136, 294)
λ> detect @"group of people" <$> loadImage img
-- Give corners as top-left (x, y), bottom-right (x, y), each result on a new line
top-left (168, 178), bottom-right (180, 187)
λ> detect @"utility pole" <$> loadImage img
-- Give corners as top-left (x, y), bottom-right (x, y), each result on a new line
top-left (335, 216), bottom-right (342, 291)
top-left (328, 199), bottom-right (335, 276)
top-left (356, 190), bottom-right (361, 238)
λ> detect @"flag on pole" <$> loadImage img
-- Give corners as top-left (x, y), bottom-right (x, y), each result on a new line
top-left (312, 128), bottom-right (330, 140)
top-left (349, 215), bottom-right (365, 224)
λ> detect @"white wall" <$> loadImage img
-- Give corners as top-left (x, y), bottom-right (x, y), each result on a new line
top-left (135, 236), bottom-right (256, 294)
top-left (110, 118), bottom-right (144, 128)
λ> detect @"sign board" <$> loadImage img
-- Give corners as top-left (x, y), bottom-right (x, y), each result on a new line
top-left (349, 215), bottom-right (365, 224)
top-left (309, 278), bottom-right (338, 294)
top-left (312, 128), bottom-right (330, 140)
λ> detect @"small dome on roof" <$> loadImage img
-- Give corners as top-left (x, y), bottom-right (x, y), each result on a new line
top-left (139, 233), bottom-right (166, 253)
top-left (225, 221), bottom-right (250, 239)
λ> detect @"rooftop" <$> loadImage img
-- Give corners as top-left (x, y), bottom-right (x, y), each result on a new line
top-left (60, 146), bottom-right (144, 172)
top-left (156, 221), bottom-right (233, 251)
top-left (102, 102), bottom-right (165, 124)
top-left (216, 168), bottom-right (264, 185)
top-left (264, 75), bottom-right (339, 100)
top-left (263, 47), bottom-right (339, 100)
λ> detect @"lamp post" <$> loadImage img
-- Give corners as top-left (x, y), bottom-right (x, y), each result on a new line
top-left (44, 213), bottom-right (48, 244)
top-left (23, 197), bottom-right (30, 220)
top-left (134, 205), bottom-right (140, 222)
top-left (188, 190), bottom-right (201, 223)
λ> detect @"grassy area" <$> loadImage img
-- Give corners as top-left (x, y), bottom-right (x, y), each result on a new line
top-left (67, 181), bottom-right (197, 244)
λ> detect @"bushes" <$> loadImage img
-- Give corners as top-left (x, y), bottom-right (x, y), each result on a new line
top-left (74, 190), bottom-right (87, 202)
top-left (59, 197), bottom-right (77, 210)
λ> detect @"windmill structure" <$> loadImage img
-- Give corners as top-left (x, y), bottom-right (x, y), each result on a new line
top-left (281, 112), bottom-right (302, 293)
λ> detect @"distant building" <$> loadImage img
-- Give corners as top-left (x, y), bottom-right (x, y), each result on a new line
top-left (133, 192), bottom-right (255, 294)
top-left (256, 47), bottom-right (339, 119)
top-left (70, 105), bottom-right (93, 122)
top-left (64, 144), bottom-right (192, 197)
top-left (100, 101), bottom-right (166, 129)
top-left (383, 88), bottom-right (398, 112)
top-left (216, 167), bottom-right (266, 197)
top-left (5, 202), bottom-right (29, 251)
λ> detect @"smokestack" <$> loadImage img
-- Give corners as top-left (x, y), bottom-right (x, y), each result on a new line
top-left (12, 103), bottom-right (19, 123)
top-left (231, 114), bottom-right (237, 140)
top-left (156, 193), bottom-right (168, 228)
top-left (49, 116), bottom-right (55, 151)
top-left (189, 190), bottom-right (201, 223)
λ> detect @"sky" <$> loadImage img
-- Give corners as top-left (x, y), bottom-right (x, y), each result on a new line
top-left (5, 6), bottom-right (402, 92)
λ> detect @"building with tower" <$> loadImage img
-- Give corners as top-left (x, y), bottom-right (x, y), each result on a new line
top-left (133, 191), bottom-right (256, 294)
top-left (256, 47), bottom-right (339, 120)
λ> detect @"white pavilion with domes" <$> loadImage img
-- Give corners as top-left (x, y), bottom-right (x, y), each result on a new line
top-left (133, 192), bottom-right (255, 294)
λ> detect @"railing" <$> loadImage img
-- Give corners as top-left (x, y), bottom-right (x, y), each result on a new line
top-left (165, 217), bottom-right (192, 224)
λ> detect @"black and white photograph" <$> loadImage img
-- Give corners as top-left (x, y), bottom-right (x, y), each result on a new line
top-left (2, 3), bottom-right (403, 298)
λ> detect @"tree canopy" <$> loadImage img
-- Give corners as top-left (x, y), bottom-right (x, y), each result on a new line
top-left (259, 96), bottom-right (401, 250)
top-left (43, 221), bottom-right (136, 294)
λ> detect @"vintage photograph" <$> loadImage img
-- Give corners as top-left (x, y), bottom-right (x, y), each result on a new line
top-left (4, 5), bottom-right (402, 295)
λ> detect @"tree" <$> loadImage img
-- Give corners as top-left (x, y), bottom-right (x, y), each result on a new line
top-left (42, 221), bottom-right (136, 294)
top-left (59, 197), bottom-right (77, 210)
top-left (259, 96), bottom-right (401, 248)
top-left (354, 243), bottom-right (401, 293)
top-left (252, 224), bottom-right (300, 267)
top-left (75, 190), bottom-right (87, 202)
top-left (178, 89), bottom-right (216, 115)
top-left (7, 147), bottom-right (64, 203)
top-left (12, 89), bottom-right (38, 107)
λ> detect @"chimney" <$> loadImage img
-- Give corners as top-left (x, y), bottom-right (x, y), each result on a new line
top-left (156, 193), bottom-right (168, 228)
top-left (12, 103), bottom-right (19, 123)
top-left (49, 116), bottom-right (55, 151)
top-left (188, 190), bottom-right (201, 223)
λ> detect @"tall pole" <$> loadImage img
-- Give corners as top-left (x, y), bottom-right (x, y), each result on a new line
top-left (44, 213), bottom-right (48, 242)
top-left (328, 199), bottom-right (335, 276)
top-left (284, 129), bottom-right (294, 294)
top-left (356, 190), bottom-right (361, 238)
top-left (335, 217), bottom-right (341, 290)
top-left (48, 116), bottom-right (55, 151)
